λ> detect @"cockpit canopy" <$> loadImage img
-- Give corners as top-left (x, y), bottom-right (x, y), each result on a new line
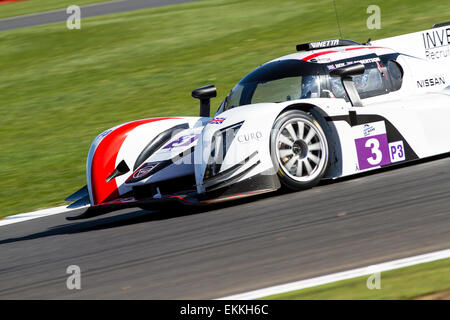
top-left (217, 59), bottom-right (324, 113)
top-left (216, 54), bottom-right (403, 115)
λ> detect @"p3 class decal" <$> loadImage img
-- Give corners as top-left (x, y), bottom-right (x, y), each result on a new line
top-left (326, 113), bottom-right (419, 166)
top-left (353, 121), bottom-right (406, 170)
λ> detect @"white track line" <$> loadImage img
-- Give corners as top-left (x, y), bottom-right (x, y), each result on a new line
top-left (0, 205), bottom-right (87, 227)
top-left (218, 248), bottom-right (450, 300)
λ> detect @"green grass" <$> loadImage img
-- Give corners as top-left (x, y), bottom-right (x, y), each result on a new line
top-left (0, 0), bottom-right (449, 218)
top-left (0, 0), bottom-right (110, 19)
top-left (263, 258), bottom-right (450, 300)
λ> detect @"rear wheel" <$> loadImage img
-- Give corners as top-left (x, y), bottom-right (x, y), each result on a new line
top-left (270, 110), bottom-right (329, 190)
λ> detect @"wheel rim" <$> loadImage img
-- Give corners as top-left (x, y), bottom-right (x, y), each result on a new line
top-left (275, 118), bottom-right (327, 182)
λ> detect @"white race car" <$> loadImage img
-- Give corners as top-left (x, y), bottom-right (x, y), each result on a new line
top-left (66, 22), bottom-right (450, 220)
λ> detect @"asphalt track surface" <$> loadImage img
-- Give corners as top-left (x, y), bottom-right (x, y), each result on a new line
top-left (2, 0), bottom-right (449, 301)
top-left (1, 156), bottom-right (450, 299)
top-left (0, 0), bottom-right (196, 31)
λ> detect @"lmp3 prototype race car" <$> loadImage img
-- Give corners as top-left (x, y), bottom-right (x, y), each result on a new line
top-left (66, 23), bottom-right (450, 220)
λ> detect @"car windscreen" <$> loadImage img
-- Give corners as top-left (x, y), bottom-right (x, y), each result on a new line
top-left (217, 59), bottom-right (324, 113)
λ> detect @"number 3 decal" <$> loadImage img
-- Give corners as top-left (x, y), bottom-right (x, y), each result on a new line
top-left (365, 138), bottom-right (383, 165)
top-left (354, 133), bottom-right (390, 170)
top-left (354, 121), bottom-right (403, 170)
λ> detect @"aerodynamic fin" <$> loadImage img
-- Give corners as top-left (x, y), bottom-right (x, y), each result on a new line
top-left (65, 185), bottom-right (88, 202)
top-left (106, 160), bottom-right (130, 183)
top-left (67, 195), bottom-right (90, 209)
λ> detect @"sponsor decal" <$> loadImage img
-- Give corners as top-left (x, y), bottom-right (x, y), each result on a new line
top-left (309, 39), bottom-right (339, 49)
top-left (163, 133), bottom-right (200, 149)
top-left (237, 131), bottom-right (263, 143)
top-left (416, 77), bottom-right (446, 88)
top-left (363, 124), bottom-right (375, 137)
top-left (125, 161), bottom-right (166, 184)
top-left (353, 121), bottom-right (405, 170)
top-left (326, 57), bottom-right (380, 70)
top-left (131, 163), bottom-right (158, 179)
top-left (422, 28), bottom-right (450, 60)
top-left (209, 117), bottom-right (226, 124)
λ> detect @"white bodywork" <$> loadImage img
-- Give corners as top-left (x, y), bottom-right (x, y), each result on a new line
top-left (193, 25), bottom-right (450, 193)
top-left (74, 24), bottom-right (450, 209)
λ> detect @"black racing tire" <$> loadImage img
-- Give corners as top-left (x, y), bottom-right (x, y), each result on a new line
top-left (270, 109), bottom-right (330, 190)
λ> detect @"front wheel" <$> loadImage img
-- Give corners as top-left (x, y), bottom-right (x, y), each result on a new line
top-left (270, 110), bottom-right (329, 190)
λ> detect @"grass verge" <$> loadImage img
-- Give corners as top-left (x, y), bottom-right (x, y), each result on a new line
top-left (0, 0), bottom-right (449, 217)
top-left (262, 258), bottom-right (450, 299)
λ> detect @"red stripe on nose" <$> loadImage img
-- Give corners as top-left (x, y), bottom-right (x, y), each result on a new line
top-left (91, 117), bottom-right (178, 205)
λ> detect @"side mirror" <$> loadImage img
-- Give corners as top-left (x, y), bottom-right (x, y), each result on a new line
top-left (192, 85), bottom-right (217, 117)
top-left (330, 63), bottom-right (365, 107)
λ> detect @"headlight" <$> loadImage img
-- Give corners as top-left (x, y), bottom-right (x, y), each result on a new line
top-left (203, 122), bottom-right (243, 180)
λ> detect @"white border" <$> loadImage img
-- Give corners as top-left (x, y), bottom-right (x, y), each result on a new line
top-left (218, 248), bottom-right (450, 300)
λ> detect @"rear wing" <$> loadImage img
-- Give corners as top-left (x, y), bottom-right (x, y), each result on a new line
top-left (372, 22), bottom-right (450, 63)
